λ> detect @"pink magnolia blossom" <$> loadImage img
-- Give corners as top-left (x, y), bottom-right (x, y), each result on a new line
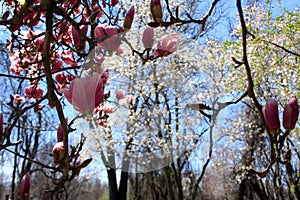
top-left (52, 142), bottom-right (65, 164)
top-left (125, 95), bottom-right (134, 105)
top-left (92, 6), bottom-right (104, 18)
top-left (123, 6), bottom-right (135, 30)
top-left (98, 120), bottom-right (107, 127)
top-left (115, 89), bottom-right (125, 100)
top-left (61, 51), bottom-right (77, 67)
top-left (10, 65), bottom-right (23, 75)
top-left (102, 104), bottom-right (114, 114)
top-left (25, 87), bottom-right (44, 100)
top-left (9, 53), bottom-right (22, 74)
top-left (265, 98), bottom-right (280, 131)
top-left (283, 97), bottom-right (299, 130)
top-left (71, 25), bottom-right (88, 50)
top-left (20, 30), bottom-right (33, 40)
top-left (62, 73), bottom-right (105, 114)
top-left (14, 94), bottom-right (25, 103)
top-left (23, 11), bottom-right (40, 27)
top-left (150, 0), bottom-right (163, 23)
top-left (56, 72), bottom-right (66, 84)
top-left (10, 23), bottom-right (22, 32)
top-left (94, 24), bottom-right (121, 52)
top-left (142, 27), bottom-right (154, 49)
top-left (154, 34), bottom-right (179, 57)
top-left (82, 6), bottom-right (104, 23)
top-left (20, 172), bottom-right (30, 200)
top-left (34, 36), bottom-right (44, 52)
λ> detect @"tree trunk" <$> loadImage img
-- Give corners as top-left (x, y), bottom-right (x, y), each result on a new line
top-left (107, 168), bottom-right (118, 200)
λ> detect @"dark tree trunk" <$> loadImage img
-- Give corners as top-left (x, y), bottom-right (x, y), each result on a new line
top-left (107, 168), bottom-right (118, 200)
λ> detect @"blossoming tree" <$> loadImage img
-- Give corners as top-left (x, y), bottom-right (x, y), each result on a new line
top-left (0, 0), bottom-right (299, 199)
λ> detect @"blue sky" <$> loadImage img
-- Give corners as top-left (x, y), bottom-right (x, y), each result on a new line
top-left (281, 0), bottom-right (299, 10)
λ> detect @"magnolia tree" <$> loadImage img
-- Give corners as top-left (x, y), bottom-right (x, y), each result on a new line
top-left (0, 0), bottom-right (299, 199)
top-left (195, 3), bottom-right (300, 199)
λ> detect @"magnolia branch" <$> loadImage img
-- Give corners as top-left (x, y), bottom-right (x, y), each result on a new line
top-left (236, 0), bottom-right (277, 178)
top-left (42, 1), bottom-right (72, 198)
top-left (149, 0), bottom-right (220, 28)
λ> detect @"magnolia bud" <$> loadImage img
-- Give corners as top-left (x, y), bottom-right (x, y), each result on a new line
top-left (123, 6), bottom-right (135, 30)
top-left (20, 172), bottom-right (30, 200)
top-left (150, 0), bottom-right (163, 24)
top-left (74, 161), bottom-right (81, 177)
top-left (52, 142), bottom-right (65, 164)
top-left (115, 89), bottom-right (125, 100)
top-left (71, 25), bottom-right (88, 50)
top-left (142, 27), bottom-right (154, 49)
top-left (283, 97), bottom-right (299, 130)
top-left (57, 118), bottom-right (68, 143)
top-left (265, 98), bottom-right (280, 132)
top-left (125, 95), bottom-right (134, 105)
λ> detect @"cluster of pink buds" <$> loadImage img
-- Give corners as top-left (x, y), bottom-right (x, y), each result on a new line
top-left (141, 27), bottom-right (179, 57)
top-left (115, 90), bottom-right (133, 105)
top-left (264, 97), bottom-right (299, 133)
top-left (95, 103), bottom-right (113, 127)
top-left (24, 87), bottom-right (43, 100)
top-left (8, 29), bottom-right (44, 75)
top-left (141, 0), bottom-right (180, 57)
